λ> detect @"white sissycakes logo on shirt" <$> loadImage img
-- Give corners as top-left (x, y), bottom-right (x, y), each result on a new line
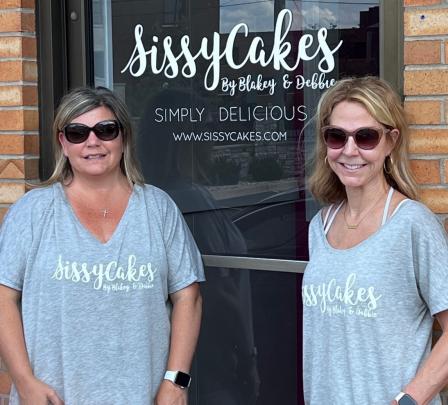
top-left (51, 254), bottom-right (158, 293)
top-left (302, 273), bottom-right (382, 318)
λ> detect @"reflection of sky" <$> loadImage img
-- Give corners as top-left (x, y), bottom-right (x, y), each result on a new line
top-left (220, 0), bottom-right (379, 33)
top-left (220, 0), bottom-right (274, 33)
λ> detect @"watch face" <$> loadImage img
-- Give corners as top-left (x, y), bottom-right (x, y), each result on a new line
top-left (174, 371), bottom-right (191, 388)
top-left (398, 394), bottom-right (418, 405)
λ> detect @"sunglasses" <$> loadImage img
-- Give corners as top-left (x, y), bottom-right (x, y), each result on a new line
top-left (322, 126), bottom-right (391, 150)
top-left (62, 120), bottom-right (121, 144)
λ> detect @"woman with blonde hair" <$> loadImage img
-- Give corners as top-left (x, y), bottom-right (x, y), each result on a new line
top-left (303, 76), bottom-right (448, 405)
top-left (0, 86), bottom-right (204, 405)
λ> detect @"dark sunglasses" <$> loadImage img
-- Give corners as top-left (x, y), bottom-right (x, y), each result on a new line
top-left (62, 120), bottom-right (121, 144)
top-left (322, 126), bottom-right (391, 150)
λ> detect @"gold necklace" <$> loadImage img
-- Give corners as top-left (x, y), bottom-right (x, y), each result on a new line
top-left (343, 192), bottom-right (387, 230)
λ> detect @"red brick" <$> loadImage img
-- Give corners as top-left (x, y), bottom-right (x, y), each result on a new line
top-left (404, 70), bottom-right (448, 96)
top-left (0, 182), bottom-right (25, 203)
top-left (21, 36), bottom-right (36, 57)
top-left (0, 11), bottom-right (21, 32)
top-left (0, 110), bottom-right (38, 131)
top-left (404, 40), bottom-right (441, 65)
top-left (404, 8), bottom-right (448, 36)
top-left (0, 37), bottom-right (21, 57)
top-left (0, 135), bottom-right (39, 155)
top-left (0, 135), bottom-right (26, 154)
top-left (0, 160), bottom-right (24, 179)
top-left (0, 11), bottom-right (34, 33)
top-left (22, 86), bottom-right (37, 105)
top-left (0, 159), bottom-right (39, 181)
top-left (0, 86), bottom-right (37, 106)
top-left (0, 0), bottom-right (35, 7)
top-left (443, 160), bottom-right (448, 184)
top-left (404, 100), bottom-right (441, 125)
top-left (21, 12), bottom-right (34, 32)
top-left (446, 41), bottom-right (448, 65)
top-left (445, 100), bottom-right (448, 124)
top-left (404, 0), bottom-right (441, 4)
top-left (0, 61), bottom-right (22, 81)
top-left (419, 188), bottom-right (448, 213)
top-left (0, 37), bottom-right (36, 58)
top-left (0, 86), bottom-right (21, 106)
top-left (24, 134), bottom-right (38, 154)
top-left (24, 157), bottom-right (38, 178)
top-left (0, 61), bottom-right (39, 82)
top-left (410, 159), bottom-right (440, 184)
top-left (23, 61), bottom-right (37, 81)
top-left (0, 207), bottom-right (8, 223)
top-left (409, 129), bottom-right (448, 154)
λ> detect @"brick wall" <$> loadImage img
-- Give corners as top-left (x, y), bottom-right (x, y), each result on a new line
top-left (404, 1), bottom-right (448, 403)
top-left (0, 0), bottom-right (38, 403)
top-left (404, 0), bottom-right (448, 224)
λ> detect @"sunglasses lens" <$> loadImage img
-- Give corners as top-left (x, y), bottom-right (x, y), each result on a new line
top-left (324, 128), bottom-right (347, 149)
top-left (64, 124), bottom-right (90, 144)
top-left (63, 121), bottom-right (120, 143)
top-left (93, 121), bottom-right (120, 141)
top-left (354, 128), bottom-right (381, 150)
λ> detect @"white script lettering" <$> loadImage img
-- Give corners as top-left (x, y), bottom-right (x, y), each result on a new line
top-left (121, 9), bottom-right (343, 91)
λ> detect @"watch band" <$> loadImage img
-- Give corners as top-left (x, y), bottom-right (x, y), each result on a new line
top-left (164, 370), bottom-right (191, 388)
top-left (395, 392), bottom-right (418, 405)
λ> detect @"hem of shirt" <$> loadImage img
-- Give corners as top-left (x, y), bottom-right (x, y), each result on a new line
top-left (168, 275), bottom-right (205, 295)
top-left (0, 278), bottom-right (22, 291)
top-left (430, 303), bottom-right (448, 317)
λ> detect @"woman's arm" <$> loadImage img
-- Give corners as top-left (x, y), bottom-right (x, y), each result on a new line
top-left (155, 282), bottom-right (202, 405)
top-left (0, 285), bottom-right (64, 405)
top-left (393, 310), bottom-right (448, 405)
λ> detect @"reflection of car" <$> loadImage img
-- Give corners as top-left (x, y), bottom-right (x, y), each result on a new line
top-left (231, 188), bottom-right (320, 261)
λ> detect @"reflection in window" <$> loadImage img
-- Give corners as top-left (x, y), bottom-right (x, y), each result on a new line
top-left (164, 0), bottom-right (181, 26)
top-left (286, 0), bottom-right (378, 30)
top-left (92, 0), bottom-right (113, 88)
top-left (220, 0), bottom-right (274, 33)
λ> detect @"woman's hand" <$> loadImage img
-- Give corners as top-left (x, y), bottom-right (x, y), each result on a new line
top-left (154, 380), bottom-right (187, 405)
top-left (17, 376), bottom-right (64, 405)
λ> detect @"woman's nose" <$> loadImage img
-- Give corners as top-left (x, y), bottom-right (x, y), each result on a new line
top-left (342, 135), bottom-right (359, 155)
top-left (85, 130), bottom-right (100, 145)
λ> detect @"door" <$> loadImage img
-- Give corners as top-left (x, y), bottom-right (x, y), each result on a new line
top-left (46, 1), bottom-right (390, 403)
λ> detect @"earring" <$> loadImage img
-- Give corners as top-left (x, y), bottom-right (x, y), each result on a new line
top-left (384, 155), bottom-right (393, 174)
top-left (324, 156), bottom-right (328, 165)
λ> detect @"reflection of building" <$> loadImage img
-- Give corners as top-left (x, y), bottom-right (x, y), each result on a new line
top-left (337, 6), bottom-right (380, 76)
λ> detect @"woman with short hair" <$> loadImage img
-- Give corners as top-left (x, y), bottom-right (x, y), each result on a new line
top-left (0, 87), bottom-right (204, 405)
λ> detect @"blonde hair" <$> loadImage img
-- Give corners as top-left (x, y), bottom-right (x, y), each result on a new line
top-left (308, 76), bottom-right (418, 204)
top-left (41, 86), bottom-right (145, 186)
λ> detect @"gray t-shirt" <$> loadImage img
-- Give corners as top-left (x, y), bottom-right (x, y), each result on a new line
top-left (302, 200), bottom-right (448, 405)
top-left (0, 183), bottom-right (205, 405)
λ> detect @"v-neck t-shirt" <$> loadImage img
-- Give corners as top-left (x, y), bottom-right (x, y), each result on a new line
top-left (302, 199), bottom-right (448, 405)
top-left (0, 183), bottom-right (205, 405)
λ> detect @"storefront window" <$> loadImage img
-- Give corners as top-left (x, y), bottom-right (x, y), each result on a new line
top-left (92, 0), bottom-right (379, 261)
top-left (89, 2), bottom-right (381, 404)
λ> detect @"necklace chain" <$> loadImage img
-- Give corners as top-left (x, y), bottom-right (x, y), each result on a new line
top-left (343, 191), bottom-right (387, 230)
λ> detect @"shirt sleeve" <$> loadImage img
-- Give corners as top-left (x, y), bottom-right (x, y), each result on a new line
top-left (412, 205), bottom-right (448, 316)
top-left (0, 199), bottom-right (33, 291)
top-left (162, 196), bottom-right (205, 294)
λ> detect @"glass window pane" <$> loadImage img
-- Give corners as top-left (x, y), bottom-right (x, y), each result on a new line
top-left (92, 0), bottom-right (380, 260)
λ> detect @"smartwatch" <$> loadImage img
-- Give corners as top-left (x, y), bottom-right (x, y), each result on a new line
top-left (395, 392), bottom-right (418, 405)
top-left (164, 370), bottom-right (191, 388)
